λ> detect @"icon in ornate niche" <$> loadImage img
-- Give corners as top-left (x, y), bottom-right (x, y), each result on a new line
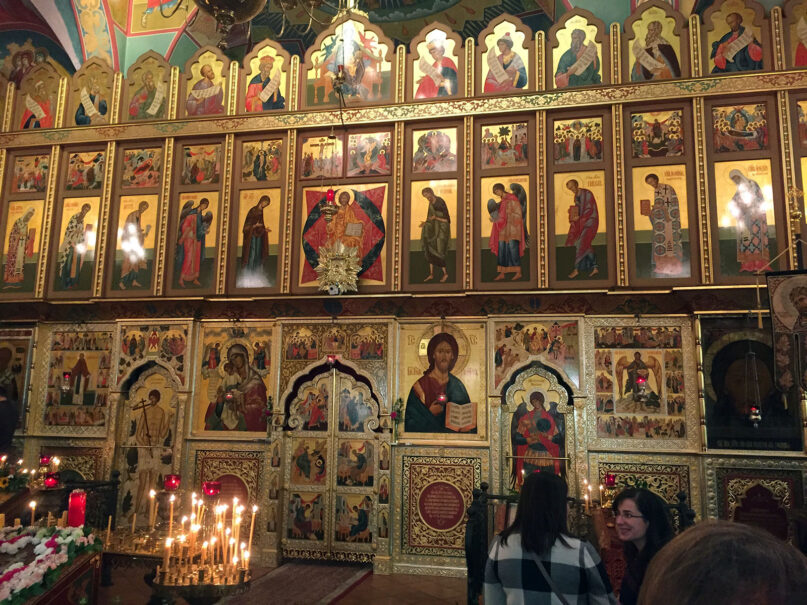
top-left (2, 201), bottom-right (44, 291)
top-left (630, 14), bottom-right (681, 81)
top-left (483, 179), bottom-right (529, 282)
top-left (412, 128), bottom-right (457, 173)
top-left (510, 388), bottom-right (565, 489)
top-left (483, 29), bottom-right (528, 93)
top-left (414, 31), bottom-right (458, 99)
top-left (114, 195), bottom-right (158, 290)
top-left (19, 69), bottom-right (58, 129)
top-left (122, 148), bottom-right (162, 188)
top-left (236, 188), bottom-right (280, 289)
top-left (631, 110), bottom-right (684, 158)
top-left (172, 193), bottom-right (218, 289)
top-left (334, 494), bottom-right (373, 543)
top-left (553, 118), bottom-right (602, 164)
top-left (291, 438), bottom-right (327, 486)
top-left (54, 197), bottom-right (99, 292)
top-left (11, 154), bottom-right (49, 193)
top-left (66, 151), bottom-right (105, 191)
top-left (480, 122), bottom-right (527, 169)
top-left (245, 53), bottom-right (285, 111)
top-left (409, 180), bottom-right (456, 285)
top-left (186, 58), bottom-right (225, 116)
top-left (75, 77), bottom-right (109, 126)
top-left (404, 332), bottom-right (475, 434)
top-left (712, 104), bottom-right (768, 152)
top-left (242, 140), bottom-right (282, 182)
top-left (337, 440), bottom-right (374, 487)
top-left (288, 492), bottom-right (325, 541)
top-left (128, 68), bottom-right (167, 120)
top-left (710, 11), bottom-right (763, 73)
top-left (554, 21), bottom-right (601, 88)
top-left (347, 131), bottom-right (391, 176)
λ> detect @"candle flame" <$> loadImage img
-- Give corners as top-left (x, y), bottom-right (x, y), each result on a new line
top-left (166, 538), bottom-right (173, 547)
top-left (244, 551), bottom-right (250, 560)
top-left (29, 501), bottom-right (36, 509)
top-left (252, 505), bottom-right (258, 513)
top-left (169, 494), bottom-right (175, 502)
top-left (149, 489), bottom-right (156, 498)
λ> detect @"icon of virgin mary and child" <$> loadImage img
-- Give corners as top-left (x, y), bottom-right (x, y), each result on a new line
top-left (203, 343), bottom-right (267, 432)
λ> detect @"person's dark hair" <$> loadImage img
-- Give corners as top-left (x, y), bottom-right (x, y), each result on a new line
top-left (639, 520), bottom-right (807, 605)
top-left (424, 333), bottom-right (459, 374)
top-left (613, 488), bottom-right (674, 565)
top-left (500, 471), bottom-right (569, 555)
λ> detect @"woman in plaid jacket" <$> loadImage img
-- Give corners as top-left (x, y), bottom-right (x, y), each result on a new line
top-left (484, 472), bottom-right (617, 605)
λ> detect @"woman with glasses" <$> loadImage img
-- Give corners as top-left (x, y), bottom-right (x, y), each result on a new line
top-left (612, 488), bottom-right (674, 605)
top-left (485, 472), bottom-right (616, 604)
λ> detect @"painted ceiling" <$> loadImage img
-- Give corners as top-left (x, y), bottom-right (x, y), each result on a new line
top-left (0, 0), bottom-right (785, 80)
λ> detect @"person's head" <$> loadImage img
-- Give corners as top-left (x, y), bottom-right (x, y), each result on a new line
top-left (199, 198), bottom-right (210, 211)
top-left (729, 169), bottom-right (746, 186)
top-left (426, 332), bottom-right (459, 374)
top-left (497, 34), bottom-right (514, 53)
top-left (726, 12), bottom-right (743, 32)
top-left (143, 71), bottom-right (155, 90)
top-left (422, 187), bottom-right (435, 202)
top-left (789, 286), bottom-right (807, 314)
top-left (259, 55), bottom-right (274, 77)
top-left (613, 488), bottom-right (673, 557)
top-left (227, 344), bottom-right (248, 370)
top-left (639, 521), bottom-right (807, 605)
top-left (200, 64), bottom-right (214, 80)
top-left (258, 195), bottom-right (271, 208)
top-left (634, 351), bottom-right (642, 360)
top-left (646, 20), bottom-right (662, 42)
top-left (645, 173), bottom-right (659, 188)
top-left (566, 179), bottom-right (579, 194)
top-left (80, 203), bottom-right (92, 217)
top-left (138, 201), bottom-right (149, 214)
top-left (148, 389), bottom-right (160, 403)
top-left (428, 42), bottom-right (445, 60)
top-left (502, 471), bottom-right (569, 555)
top-left (338, 191), bottom-right (351, 206)
top-left (492, 183), bottom-right (505, 196)
top-left (571, 29), bottom-right (586, 50)
top-left (34, 80), bottom-right (47, 100)
top-left (528, 390), bottom-right (546, 411)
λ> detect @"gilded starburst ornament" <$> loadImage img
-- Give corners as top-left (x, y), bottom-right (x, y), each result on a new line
top-left (314, 241), bottom-right (361, 294)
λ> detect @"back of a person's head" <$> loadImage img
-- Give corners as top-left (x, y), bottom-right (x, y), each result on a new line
top-left (613, 487), bottom-right (674, 557)
top-left (504, 471), bottom-right (569, 555)
top-left (639, 520), bottom-right (807, 605)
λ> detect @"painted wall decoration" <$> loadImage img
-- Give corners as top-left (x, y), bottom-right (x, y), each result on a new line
top-left (171, 192), bottom-right (219, 290)
top-left (479, 175), bottom-right (530, 283)
top-left (1, 200), bottom-right (44, 293)
top-left (44, 330), bottom-right (114, 430)
top-left (399, 323), bottom-right (486, 441)
top-left (235, 188), bottom-right (281, 289)
top-left (714, 160), bottom-right (776, 276)
top-left (594, 326), bottom-right (686, 440)
top-left (629, 4), bottom-right (682, 81)
top-left (480, 122), bottom-right (528, 169)
top-left (712, 103), bottom-right (768, 152)
top-left (117, 323), bottom-right (188, 386)
top-left (493, 320), bottom-right (580, 390)
top-left (707, 0), bottom-right (764, 74)
top-left (53, 196), bottom-right (100, 292)
top-left (117, 369), bottom-right (178, 524)
top-left (299, 184), bottom-right (387, 288)
top-left (553, 15), bottom-right (602, 89)
top-left (413, 28), bottom-right (459, 99)
top-left (0, 327), bottom-right (34, 430)
top-left (553, 170), bottom-right (608, 282)
top-left (631, 165), bottom-right (691, 279)
top-left (482, 21), bottom-right (528, 94)
top-left (701, 314), bottom-right (802, 451)
top-left (787, 0), bottom-right (807, 67)
top-left (402, 455), bottom-right (480, 555)
top-left (287, 492), bottom-right (325, 541)
top-left (181, 144), bottom-right (221, 186)
top-left (630, 110), bottom-right (684, 158)
top-left (1, 37), bottom-right (71, 86)
top-left (66, 151), bottom-right (105, 191)
top-left (11, 154), bottom-right (49, 193)
top-left (408, 179), bottom-right (457, 285)
top-left (184, 50), bottom-right (226, 117)
top-left (71, 58), bottom-right (113, 127)
top-left (553, 118), bottom-right (603, 164)
top-left (17, 63), bottom-right (60, 130)
top-left (121, 148), bottom-right (162, 188)
top-left (110, 195), bottom-right (158, 292)
top-left (334, 494), bottom-right (373, 543)
top-left (242, 139), bottom-right (283, 182)
top-left (126, 51), bottom-right (169, 121)
top-left (347, 132), bottom-right (391, 177)
top-left (304, 18), bottom-right (392, 106)
top-left (194, 323), bottom-right (273, 433)
top-left (288, 373), bottom-right (330, 430)
top-left (300, 134), bottom-right (343, 180)
top-left (336, 439), bottom-right (374, 487)
top-left (291, 437), bottom-right (328, 486)
top-left (244, 42), bottom-right (287, 111)
top-left (412, 128), bottom-right (457, 173)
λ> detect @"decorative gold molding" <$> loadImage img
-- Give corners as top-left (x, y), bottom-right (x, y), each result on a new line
top-left (693, 97), bottom-right (713, 283)
top-left (55, 77), bottom-right (67, 129)
top-left (290, 55), bottom-right (300, 112)
top-left (93, 140), bottom-right (116, 297)
top-left (694, 317), bottom-right (708, 452)
top-left (35, 145), bottom-right (60, 298)
top-left (771, 6), bottom-right (785, 71)
top-left (612, 104), bottom-right (627, 286)
top-left (689, 15), bottom-right (702, 78)
top-left (168, 66), bottom-right (179, 120)
top-left (535, 31), bottom-right (545, 92)
top-left (777, 90), bottom-right (797, 268)
top-left (154, 137), bottom-right (174, 296)
top-left (610, 23), bottom-right (621, 85)
top-left (393, 120), bottom-right (404, 291)
top-left (217, 133), bottom-right (235, 294)
top-left (465, 39), bottom-right (474, 98)
top-left (464, 115), bottom-right (473, 290)
top-left (395, 45), bottom-right (405, 104)
top-left (281, 129), bottom-right (296, 293)
top-left (2, 81), bottom-right (13, 132)
top-left (110, 72), bottom-right (122, 124)
top-left (537, 110), bottom-right (548, 289)
top-left (227, 60), bottom-right (239, 116)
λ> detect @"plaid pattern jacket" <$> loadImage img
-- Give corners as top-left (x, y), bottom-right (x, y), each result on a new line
top-left (484, 532), bottom-right (618, 605)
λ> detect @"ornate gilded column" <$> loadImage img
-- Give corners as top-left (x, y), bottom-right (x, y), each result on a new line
top-left (694, 317), bottom-right (708, 452)
top-left (535, 31), bottom-right (545, 91)
top-left (35, 145), bottom-right (61, 298)
top-left (93, 140), bottom-right (116, 297)
top-left (227, 61), bottom-right (239, 115)
top-left (168, 66), bottom-right (180, 120)
top-left (395, 45), bottom-right (405, 104)
top-left (154, 138), bottom-right (174, 296)
top-left (465, 38), bottom-right (474, 97)
top-left (54, 76), bottom-right (67, 128)
top-left (464, 115), bottom-right (474, 290)
top-left (281, 129), bottom-right (296, 293)
top-left (777, 90), bottom-right (798, 268)
top-left (610, 23), bottom-right (621, 85)
top-left (693, 97), bottom-right (713, 283)
top-left (217, 133), bottom-right (235, 294)
top-left (289, 55), bottom-right (300, 112)
top-left (771, 6), bottom-right (785, 71)
top-left (536, 110), bottom-right (548, 288)
top-left (393, 121), bottom-right (404, 291)
top-left (689, 15), bottom-right (702, 78)
top-left (612, 104), bottom-right (628, 286)
top-left (110, 71), bottom-right (122, 124)
top-left (2, 81), bottom-right (13, 132)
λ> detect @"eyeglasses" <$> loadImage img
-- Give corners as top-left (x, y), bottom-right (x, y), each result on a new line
top-left (614, 511), bottom-right (645, 520)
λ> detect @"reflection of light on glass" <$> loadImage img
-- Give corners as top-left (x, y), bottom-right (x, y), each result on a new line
top-left (425, 29), bottom-right (447, 44)
top-left (86, 231), bottom-right (97, 246)
top-left (720, 214), bottom-right (732, 228)
top-left (75, 243), bottom-right (87, 254)
top-left (763, 185), bottom-right (773, 200)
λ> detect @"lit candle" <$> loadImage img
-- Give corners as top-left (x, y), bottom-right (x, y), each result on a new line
top-left (68, 490), bottom-right (86, 527)
top-left (164, 538), bottom-right (173, 572)
top-left (584, 493), bottom-right (589, 513)
top-left (599, 484), bottom-right (604, 502)
top-left (210, 536), bottom-right (217, 565)
top-left (148, 489), bottom-right (156, 530)
top-left (28, 501), bottom-right (36, 527)
top-left (225, 528), bottom-right (232, 564)
top-left (243, 550), bottom-right (250, 570)
top-left (131, 512), bottom-right (137, 535)
top-left (168, 494), bottom-right (175, 538)
top-left (248, 505), bottom-right (257, 555)
top-left (53, 457), bottom-right (60, 469)
top-left (587, 484), bottom-right (592, 507)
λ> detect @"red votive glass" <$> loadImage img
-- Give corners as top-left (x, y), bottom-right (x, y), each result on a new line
top-left (44, 472), bottom-right (60, 488)
top-left (68, 489), bottom-right (86, 527)
top-left (39, 455), bottom-right (51, 466)
top-left (604, 473), bottom-right (616, 488)
top-left (164, 474), bottom-right (181, 491)
top-left (202, 481), bottom-right (221, 497)
top-left (326, 354), bottom-right (337, 365)
top-left (326, 188), bottom-right (335, 203)
top-left (437, 393), bottom-right (447, 403)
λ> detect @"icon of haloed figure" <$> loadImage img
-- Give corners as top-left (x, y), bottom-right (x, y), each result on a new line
top-left (404, 332), bottom-right (475, 433)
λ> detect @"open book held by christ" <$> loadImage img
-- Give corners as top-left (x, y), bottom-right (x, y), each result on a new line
top-left (445, 401), bottom-right (477, 432)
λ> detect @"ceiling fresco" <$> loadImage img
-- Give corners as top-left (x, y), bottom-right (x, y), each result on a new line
top-left (0, 0), bottom-right (784, 76)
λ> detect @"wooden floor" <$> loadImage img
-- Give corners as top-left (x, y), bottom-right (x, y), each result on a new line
top-left (333, 572), bottom-right (467, 605)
